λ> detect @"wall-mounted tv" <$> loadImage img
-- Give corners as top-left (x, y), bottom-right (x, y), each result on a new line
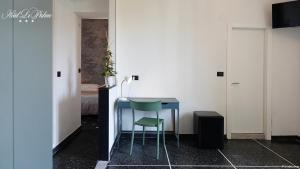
top-left (272, 0), bottom-right (300, 29)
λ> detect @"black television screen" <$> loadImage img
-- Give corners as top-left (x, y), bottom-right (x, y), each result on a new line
top-left (272, 1), bottom-right (300, 28)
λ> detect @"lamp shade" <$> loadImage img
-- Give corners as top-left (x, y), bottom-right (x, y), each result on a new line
top-left (125, 76), bottom-right (132, 85)
top-left (120, 76), bottom-right (133, 99)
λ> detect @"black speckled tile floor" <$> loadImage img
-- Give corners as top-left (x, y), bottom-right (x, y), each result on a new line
top-left (107, 137), bottom-right (300, 169)
top-left (221, 139), bottom-right (291, 166)
top-left (109, 137), bottom-right (169, 166)
top-left (53, 115), bottom-right (99, 169)
top-left (257, 138), bottom-right (300, 166)
top-left (53, 117), bottom-right (300, 169)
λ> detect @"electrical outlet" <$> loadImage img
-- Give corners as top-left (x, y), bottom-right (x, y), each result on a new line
top-left (57, 71), bottom-right (61, 77)
top-left (217, 72), bottom-right (224, 77)
top-left (132, 75), bottom-right (139, 80)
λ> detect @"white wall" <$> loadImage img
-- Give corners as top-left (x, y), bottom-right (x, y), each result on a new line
top-left (71, 0), bottom-right (108, 11)
top-left (53, 0), bottom-right (81, 148)
top-left (109, 87), bottom-right (118, 155)
top-left (108, 0), bottom-right (118, 155)
top-left (117, 0), bottom-right (230, 134)
top-left (53, 0), bottom-right (109, 148)
top-left (271, 28), bottom-right (300, 136)
top-left (116, 0), bottom-right (300, 135)
top-left (72, 0), bottom-right (109, 19)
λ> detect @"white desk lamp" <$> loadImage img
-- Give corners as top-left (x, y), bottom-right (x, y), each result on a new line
top-left (120, 76), bottom-right (132, 100)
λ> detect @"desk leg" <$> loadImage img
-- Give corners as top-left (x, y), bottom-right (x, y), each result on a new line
top-left (176, 108), bottom-right (180, 147)
top-left (117, 108), bottom-right (123, 148)
top-left (172, 109), bottom-right (175, 133)
top-left (172, 109), bottom-right (179, 147)
top-left (120, 108), bottom-right (123, 135)
top-left (117, 108), bottom-right (120, 148)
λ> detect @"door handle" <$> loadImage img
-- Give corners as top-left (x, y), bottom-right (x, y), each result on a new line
top-left (231, 82), bottom-right (240, 85)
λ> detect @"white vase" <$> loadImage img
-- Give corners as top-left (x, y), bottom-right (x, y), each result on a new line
top-left (105, 76), bottom-right (115, 87)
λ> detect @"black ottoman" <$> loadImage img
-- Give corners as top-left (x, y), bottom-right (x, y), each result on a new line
top-left (193, 111), bottom-right (224, 149)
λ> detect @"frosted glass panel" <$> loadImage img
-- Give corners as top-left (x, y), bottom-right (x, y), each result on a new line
top-left (0, 1), bottom-right (13, 169)
top-left (13, 0), bottom-right (52, 168)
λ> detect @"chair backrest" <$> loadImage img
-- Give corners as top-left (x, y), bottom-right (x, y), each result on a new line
top-left (129, 100), bottom-right (162, 112)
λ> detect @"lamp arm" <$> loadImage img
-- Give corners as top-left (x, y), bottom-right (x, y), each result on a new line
top-left (121, 79), bottom-right (126, 98)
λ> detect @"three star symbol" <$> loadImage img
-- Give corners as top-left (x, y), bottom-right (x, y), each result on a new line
top-left (18, 19), bottom-right (35, 23)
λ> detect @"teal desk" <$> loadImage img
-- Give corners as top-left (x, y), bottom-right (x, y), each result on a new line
top-left (116, 98), bottom-right (180, 147)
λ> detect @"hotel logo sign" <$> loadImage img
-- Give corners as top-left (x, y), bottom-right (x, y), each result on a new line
top-left (1, 7), bottom-right (51, 23)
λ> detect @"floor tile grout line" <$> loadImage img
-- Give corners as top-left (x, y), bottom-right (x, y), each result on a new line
top-left (235, 165), bottom-right (299, 168)
top-left (106, 164), bottom-right (299, 168)
top-left (95, 161), bottom-right (108, 169)
top-left (253, 139), bottom-right (298, 168)
top-left (107, 165), bottom-right (170, 166)
top-left (170, 165), bottom-right (233, 168)
top-left (218, 149), bottom-right (237, 169)
top-left (164, 144), bottom-right (172, 169)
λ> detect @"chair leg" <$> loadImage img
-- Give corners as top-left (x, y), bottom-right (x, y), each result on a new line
top-left (130, 125), bottom-right (135, 156)
top-left (142, 126), bottom-right (145, 146)
top-left (156, 125), bottom-right (160, 159)
top-left (162, 121), bottom-right (165, 146)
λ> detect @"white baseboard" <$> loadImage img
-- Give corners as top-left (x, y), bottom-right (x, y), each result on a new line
top-left (231, 133), bottom-right (265, 139)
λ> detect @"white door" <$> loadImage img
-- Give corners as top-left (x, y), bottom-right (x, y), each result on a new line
top-left (228, 28), bottom-right (265, 134)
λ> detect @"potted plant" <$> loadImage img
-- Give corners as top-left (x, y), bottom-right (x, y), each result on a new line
top-left (102, 38), bottom-right (117, 87)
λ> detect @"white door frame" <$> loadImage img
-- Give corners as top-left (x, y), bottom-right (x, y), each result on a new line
top-left (226, 24), bottom-right (272, 140)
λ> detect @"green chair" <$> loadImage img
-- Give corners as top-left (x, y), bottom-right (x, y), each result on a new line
top-left (129, 100), bottom-right (165, 159)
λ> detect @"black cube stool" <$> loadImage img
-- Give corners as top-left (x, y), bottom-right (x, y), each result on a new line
top-left (193, 111), bottom-right (224, 149)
